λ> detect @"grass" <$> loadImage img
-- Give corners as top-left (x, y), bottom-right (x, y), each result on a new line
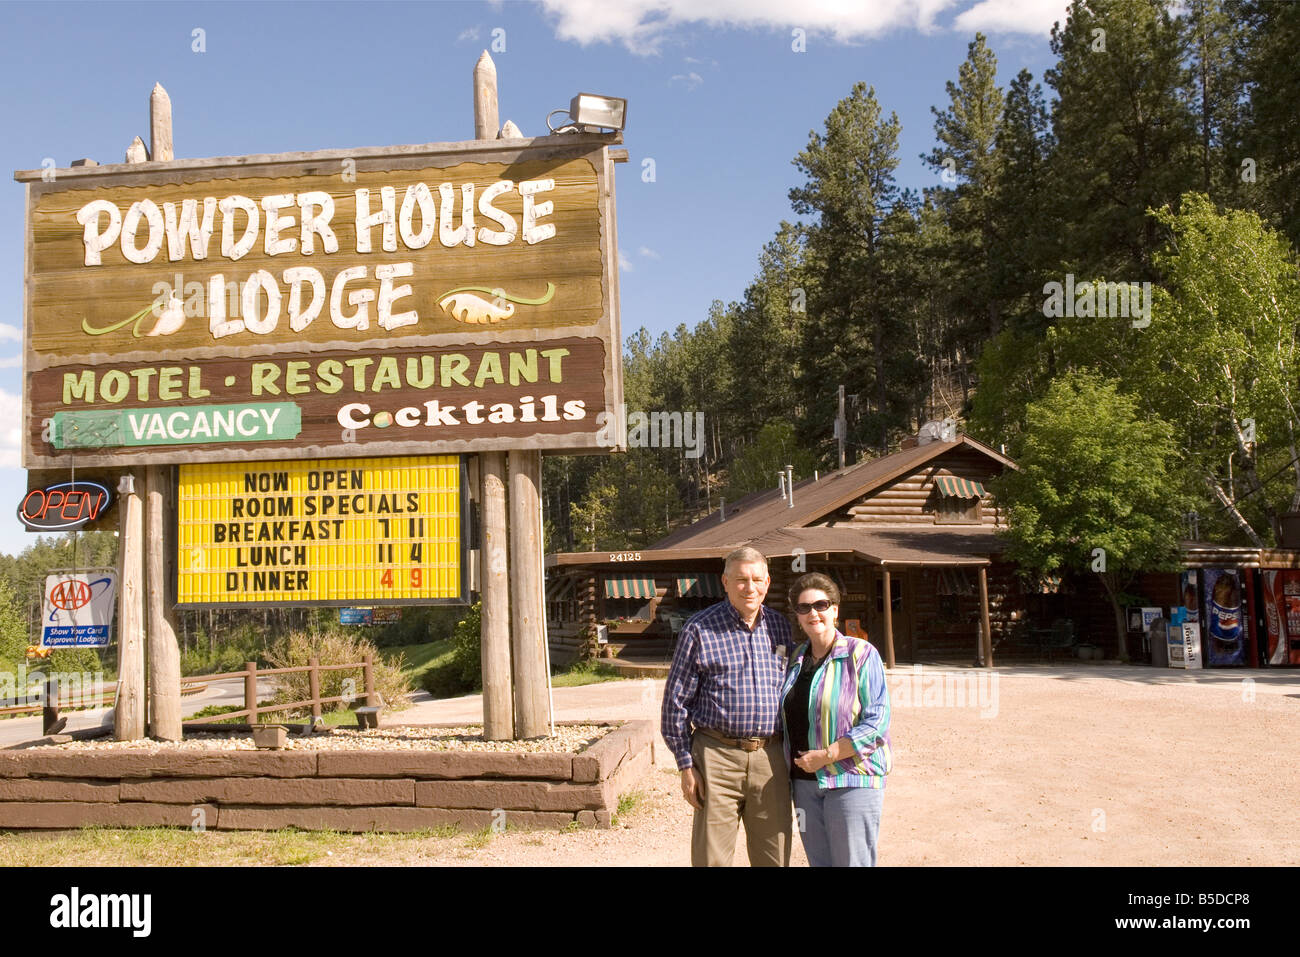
top-left (462, 825), bottom-right (499, 849)
top-left (612, 789), bottom-right (647, 826)
top-left (379, 640), bottom-right (453, 680)
top-left (549, 660), bottom-right (626, 689)
top-left (0, 825), bottom-right (469, 867)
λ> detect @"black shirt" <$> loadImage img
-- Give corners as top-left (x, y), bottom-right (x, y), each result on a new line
top-left (784, 650), bottom-right (826, 782)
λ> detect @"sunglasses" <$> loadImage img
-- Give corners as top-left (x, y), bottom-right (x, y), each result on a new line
top-left (794, 599), bottom-right (833, 615)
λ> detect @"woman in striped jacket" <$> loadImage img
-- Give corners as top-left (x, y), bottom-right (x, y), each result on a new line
top-left (780, 572), bottom-right (892, 866)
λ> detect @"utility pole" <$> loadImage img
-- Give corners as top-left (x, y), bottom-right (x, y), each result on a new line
top-left (835, 384), bottom-right (846, 470)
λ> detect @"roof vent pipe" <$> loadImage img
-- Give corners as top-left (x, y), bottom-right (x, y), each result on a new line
top-left (720, 497), bottom-right (726, 522)
top-left (786, 465), bottom-right (794, 508)
top-left (779, 472), bottom-right (787, 499)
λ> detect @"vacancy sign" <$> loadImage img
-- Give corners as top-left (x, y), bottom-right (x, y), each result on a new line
top-left (41, 571), bottom-right (118, 648)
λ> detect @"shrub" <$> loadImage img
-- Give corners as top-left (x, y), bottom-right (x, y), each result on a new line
top-left (451, 602), bottom-right (482, 687)
top-left (47, 647), bottom-right (103, 678)
top-left (265, 631), bottom-right (412, 715)
top-left (419, 658), bottom-right (477, 699)
top-left (180, 629), bottom-right (268, 676)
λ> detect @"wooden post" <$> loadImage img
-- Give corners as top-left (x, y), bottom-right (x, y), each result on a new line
top-left (150, 83), bottom-right (173, 162)
top-left (114, 472), bottom-right (146, 740)
top-left (473, 51), bottom-right (499, 140)
top-left (509, 450), bottom-right (549, 737)
top-left (880, 565), bottom-right (896, 670)
top-left (363, 652), bottom-right (376, 707)
top-left (145, 466), bottom-right (182, 740)
top-left (126, 88), bottom-right (181, 741)
top-left (979, 565), bottom-right (994, 668)
top-left (480, 452), bottom-right (513, 740)
top-left (245, 662), bottom-right (258, 725)
top-left (308, 656), bottom-right (321, 721)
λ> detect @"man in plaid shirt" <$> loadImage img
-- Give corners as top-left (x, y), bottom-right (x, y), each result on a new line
top-left (661, 546), bottom-right (796, 866)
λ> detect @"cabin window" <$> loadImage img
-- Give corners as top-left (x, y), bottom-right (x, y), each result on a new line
top-left (935, 495), bottom-right (981, 524)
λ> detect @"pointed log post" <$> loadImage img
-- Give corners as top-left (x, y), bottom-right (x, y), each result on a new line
top-left (480, 453), bottom-right (513, 740)
top-left (124, 136), bottom-right (148, 164)
top-left (509, 450), bottom-right (549, 737)
top-left (141, 83), bottom-right (182, 740)
top-left (114, 473), bottom-right (146, 740)
top-left (472, 53), bottom-right (516, 739)
top-left (150, 83), bottom-right (173, 162)
top-left (473, 51), bottom-right (499, 140)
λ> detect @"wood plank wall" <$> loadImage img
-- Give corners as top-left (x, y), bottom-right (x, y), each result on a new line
top-left (824, 448), bottom-right (1007, 527)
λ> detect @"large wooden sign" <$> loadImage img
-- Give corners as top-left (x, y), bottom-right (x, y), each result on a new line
top-left (18, 135), bottom-right (623, 467)
top-left (176, 455), bottom-right (465, 607)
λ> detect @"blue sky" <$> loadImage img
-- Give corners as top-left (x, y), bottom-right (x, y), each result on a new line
top-left (0, 0), bottom-right (1069, 555)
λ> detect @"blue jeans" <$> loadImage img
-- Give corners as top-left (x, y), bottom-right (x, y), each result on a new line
top-left (793, 779), bottom-right (883, 866)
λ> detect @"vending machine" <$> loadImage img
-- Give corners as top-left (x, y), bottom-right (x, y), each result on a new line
top-left (1260, 569), bottom-right (1300, 666)
top-left (1201, 568), bottom-right (1246, 666)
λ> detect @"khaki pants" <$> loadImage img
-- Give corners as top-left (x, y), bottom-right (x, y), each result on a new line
top-left (690, 733), bottom-right (791, 867)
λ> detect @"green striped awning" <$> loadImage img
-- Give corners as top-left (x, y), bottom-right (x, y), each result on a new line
top-left (934, 475), bottom-right (986, 499)
top-left (676, 573), bottom-right (724, 598)
top-left (604, 576), bottom-right (656, 599)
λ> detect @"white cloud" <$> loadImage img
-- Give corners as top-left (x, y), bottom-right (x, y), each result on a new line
top-left (670, 71), bottom-right (704, 90)
top-left (0, 324), bottom-right (20, 341)
top-left (619, 248), bottom-right (634, 272)
top-left (537, 0), bottom-right (966, 54)
top-left (0, 390), bottom-right (20, 468)
top-left (953, 0), bottom-right (1071, 34)
top-left (684, 55), bottom-right (719, 67)
top-left (457, 26), bottom-right (482, 42)
top-left (638, 246), bottom-right (661, 259)
top-left (0, 356), bottom-right (21, 368)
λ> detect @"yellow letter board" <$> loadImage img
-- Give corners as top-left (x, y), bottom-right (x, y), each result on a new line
top-left (177, 455), bottom-right (465, 606)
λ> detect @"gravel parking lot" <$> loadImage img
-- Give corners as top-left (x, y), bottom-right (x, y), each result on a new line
top-left (2, 664), bottom-right (1297, 866)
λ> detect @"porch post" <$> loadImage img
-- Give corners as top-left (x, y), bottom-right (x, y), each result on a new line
top-left (881, 565), bottom-right (896, 669)
top-left (979, 564), bottom-right (994, 668)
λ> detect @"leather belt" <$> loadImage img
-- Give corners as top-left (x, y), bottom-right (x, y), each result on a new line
top-left (695, 726), bottom-right (779, 752)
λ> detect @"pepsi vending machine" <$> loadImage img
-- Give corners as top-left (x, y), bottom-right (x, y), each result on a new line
top-left (1201, 569), bottom-right (1246, 666)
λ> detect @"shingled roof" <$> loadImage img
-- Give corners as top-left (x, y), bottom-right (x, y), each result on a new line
top-left (651, 434), bottom-right (1014, 552)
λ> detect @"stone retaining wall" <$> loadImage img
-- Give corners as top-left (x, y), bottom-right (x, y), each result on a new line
top-left (0, 720), bottom-right (654, 833)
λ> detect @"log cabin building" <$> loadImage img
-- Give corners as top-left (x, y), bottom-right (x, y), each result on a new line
top-left (545, 431), bottom-right (1300, 670)
top-left (547, 432), bottom-right (1035, 667)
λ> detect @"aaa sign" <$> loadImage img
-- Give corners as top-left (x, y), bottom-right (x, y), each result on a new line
top-left (176, 455), bottom-right (465, 607)
top-left (41, 572), bottom-right (118, 649)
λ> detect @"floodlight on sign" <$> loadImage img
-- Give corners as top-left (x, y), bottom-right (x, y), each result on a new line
top-left (547, 93), bottom-right (627, 133)
top-left (570, 94), bottom-right (626, 130)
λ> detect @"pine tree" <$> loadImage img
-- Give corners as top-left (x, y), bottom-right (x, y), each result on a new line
top-left (789, 82), bottom-right (913, 458)
top-left (1046, 0), bottom-right (1199, 279)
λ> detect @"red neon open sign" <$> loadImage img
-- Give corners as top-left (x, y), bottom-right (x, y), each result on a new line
top-left (18, 481), bottom-right (112, 531)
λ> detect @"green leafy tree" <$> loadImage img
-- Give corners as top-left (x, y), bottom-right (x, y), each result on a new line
top-left (1044, 193), bottom-right (1300, 545)
top-left (0, 577), bottom-right (29, 675)
top-left (569, 450), bottom-right (678, 550)
top-left (725, 421), bottom-right (820, 500)
top-left (993, 371), bottom-right (1189, 658)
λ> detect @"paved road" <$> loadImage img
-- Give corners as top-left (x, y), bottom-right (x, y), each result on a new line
top-left (0, 676), bottom-right (277, 748)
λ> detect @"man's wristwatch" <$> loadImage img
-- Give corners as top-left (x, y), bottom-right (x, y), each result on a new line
top-left (824, 747), bottom-right (835, 766)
